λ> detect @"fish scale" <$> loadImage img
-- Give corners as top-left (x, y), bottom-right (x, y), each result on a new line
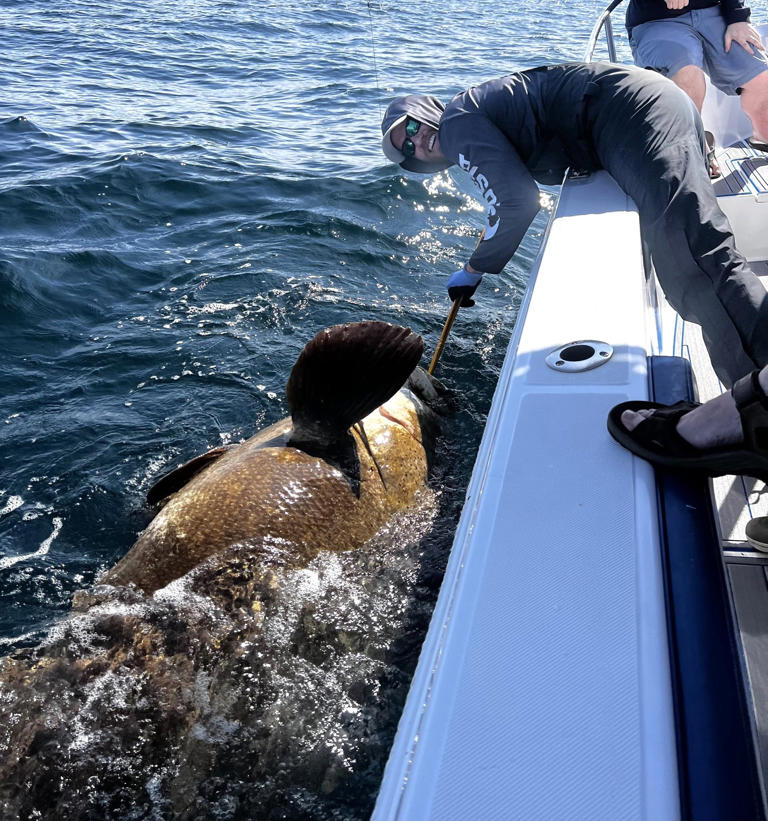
top-left (103, 324), bottom-right (433, 594)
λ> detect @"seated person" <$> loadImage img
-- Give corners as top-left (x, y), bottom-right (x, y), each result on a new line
top-left (627, 0), bottom-right (768, 177)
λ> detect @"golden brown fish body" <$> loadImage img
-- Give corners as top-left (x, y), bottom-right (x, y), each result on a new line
top-left (104, 389), bottom-right (430, 593)
top-left (0, 323), bottom-right (449, 819)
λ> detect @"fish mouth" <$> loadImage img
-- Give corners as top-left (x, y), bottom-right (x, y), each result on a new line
top-left (428, 132), bottom-right (436, 152)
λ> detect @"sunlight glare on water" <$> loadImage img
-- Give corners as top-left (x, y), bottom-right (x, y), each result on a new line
top-left (0, 0), bottom-right (634, 817)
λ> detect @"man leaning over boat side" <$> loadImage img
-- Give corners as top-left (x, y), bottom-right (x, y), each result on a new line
top-left (626, 0), bottom-right (768, 177)
top-left (380, 61), bottom-right (768, 389)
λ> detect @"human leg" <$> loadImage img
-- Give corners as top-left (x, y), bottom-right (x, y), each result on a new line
top-left (619, 365), bottom-right (768, 448)
top-left (669, 63), bottom-right (707, 110)
top-left (693, 6), bottom-right (768, 142)
top-left (629, 16), bottom-right (705, 80)
top-left (589, 68), bottom-right (768, 387)
top-left (668, 67), bottom-right (722, 176)
top-left (608, 364), bottom-right (768, 550)
top-left (739, 70), bottom-right (768, 144)
top-left (607, 366), bottom-right (768, 482)
top-left (629, 18), bottom-right (718, 173)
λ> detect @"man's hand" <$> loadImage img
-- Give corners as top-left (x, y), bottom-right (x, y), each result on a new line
top-left (664, 0), bottom-right (689, 9)
top-left (725, 22), bottom-right (766, 54)
top-left (446, 267), bottom-right (483, 307)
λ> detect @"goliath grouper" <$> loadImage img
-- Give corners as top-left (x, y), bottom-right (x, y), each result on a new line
top-left (102, 319), bottom-right (443, 592)
top-left (0, 320), bottom-right (449, 820)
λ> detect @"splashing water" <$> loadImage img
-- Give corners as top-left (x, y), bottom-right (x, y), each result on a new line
top-left (0, 491), bottom-right (450, 820)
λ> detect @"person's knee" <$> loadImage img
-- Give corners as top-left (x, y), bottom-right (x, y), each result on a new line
top-left (670, 64), bottom-right (707, 110)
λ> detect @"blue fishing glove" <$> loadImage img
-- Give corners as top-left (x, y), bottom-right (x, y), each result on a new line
top-left (447, 267), bottom-right (483, 307)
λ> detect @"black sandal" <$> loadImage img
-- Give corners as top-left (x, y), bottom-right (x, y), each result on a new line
top-left (747, 136), bottom-right (768, 153)
top-left (705, 130), bottom-right (722, 179)
top-left (606, 370), bottom-right (768, 483)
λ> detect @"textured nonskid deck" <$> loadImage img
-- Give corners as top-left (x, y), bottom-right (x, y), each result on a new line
top-left (710, 141), bottom-right (768, 262)
top-left (712, 140), bottom-right (768, 200)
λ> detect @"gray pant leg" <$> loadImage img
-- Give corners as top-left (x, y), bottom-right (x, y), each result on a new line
top-left (638, 139), bottom-right (768, 386)
top-left (588, 70), bottom-right (768, 387)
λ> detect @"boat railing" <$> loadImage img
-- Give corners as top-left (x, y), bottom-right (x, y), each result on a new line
top-left (584, 0), bottom-right (625, 63)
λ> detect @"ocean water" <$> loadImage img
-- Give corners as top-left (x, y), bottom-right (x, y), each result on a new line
top-left (0, 1), bottom-right (632, 818)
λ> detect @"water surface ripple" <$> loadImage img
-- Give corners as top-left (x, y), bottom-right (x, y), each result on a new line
top-left (0, 1), bottom-right (631, 818)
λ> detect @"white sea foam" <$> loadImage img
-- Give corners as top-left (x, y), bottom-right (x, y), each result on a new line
top-left (0, 516), bottom-right (62, 570)
top-left (0, 628), bottom-right (42, 647)
top-left (0, 494), bottom-right (23, 516)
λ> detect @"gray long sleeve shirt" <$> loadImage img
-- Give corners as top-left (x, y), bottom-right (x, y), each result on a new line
top-left (437, 63), bottom-right (605, 275)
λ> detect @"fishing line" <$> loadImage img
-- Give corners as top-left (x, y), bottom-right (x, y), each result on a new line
top-left (366, 0), bottom-right (383, 120)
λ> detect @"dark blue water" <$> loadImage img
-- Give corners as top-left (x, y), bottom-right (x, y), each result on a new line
top-left (0, 1), bottom-right (631, 818)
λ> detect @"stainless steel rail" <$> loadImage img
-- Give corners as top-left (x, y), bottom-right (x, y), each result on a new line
top-left (584, 0), bottom-right (625, 63)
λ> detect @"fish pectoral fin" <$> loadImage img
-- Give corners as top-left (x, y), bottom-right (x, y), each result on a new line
top-left (146, 446), bottom-right (231, 506)
top-left (286, 321), bottom-right (424, 434)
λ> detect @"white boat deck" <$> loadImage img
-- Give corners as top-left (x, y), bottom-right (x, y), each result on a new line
top-left (375, 143), bottom-right (768, 821)
top-left (374, 33), bottom-right (768, 819)
top-left (374, 171), bottom-right (682, 821)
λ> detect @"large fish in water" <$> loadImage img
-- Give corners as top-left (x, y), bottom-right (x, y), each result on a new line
top-left (102, 319), bottom-right (444, 593)
top-left (0, 320), bottom-right (450, 820)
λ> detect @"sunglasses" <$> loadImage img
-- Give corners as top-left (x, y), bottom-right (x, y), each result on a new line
top-left (400, 117), bottom-right (421, 158)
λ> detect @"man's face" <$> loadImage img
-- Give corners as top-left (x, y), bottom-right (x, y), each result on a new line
top-left (390, 117), bottom-right (445, 164)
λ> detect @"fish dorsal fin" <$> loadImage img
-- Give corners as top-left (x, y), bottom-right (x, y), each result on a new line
top-left (146, 446), bottom-right (230, 506)
top-left (286, 321), bottom-right (424, 445)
